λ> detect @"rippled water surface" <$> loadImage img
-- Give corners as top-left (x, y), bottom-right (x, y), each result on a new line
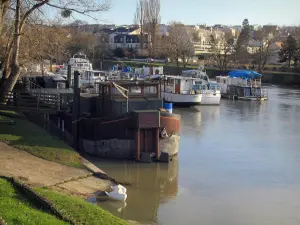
top-left (90, 85), bottom-right (300, 225)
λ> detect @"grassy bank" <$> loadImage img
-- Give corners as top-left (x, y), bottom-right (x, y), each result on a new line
top-left (0, 178), bottom-right (67, 225)
top-left (36, 188), bottom-right (130, 225)
top-left (0, 112), bottom-right (81, 168)
top-left (0, 178), bottom-right (129, 225)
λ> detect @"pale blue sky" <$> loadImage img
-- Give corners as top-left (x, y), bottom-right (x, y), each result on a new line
top-left (49, 0), bottom-right (300, 26)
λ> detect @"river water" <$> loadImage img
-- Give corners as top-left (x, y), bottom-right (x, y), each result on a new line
top-left (91, 85), bottom-right (300, 225)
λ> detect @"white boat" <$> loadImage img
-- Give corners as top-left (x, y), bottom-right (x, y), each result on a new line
top-left (216, 70), bottom-right (268, 101)
top-left (68, 53), bottom-right (92, 72)
top-left (80, 70), bottom-right (107, 87)
top-left (161, 75), bottom-right (202, 105)
top-left (57, 53), bottom-right (93, 77)
top-left (181, 66), bottom-right (221, 105)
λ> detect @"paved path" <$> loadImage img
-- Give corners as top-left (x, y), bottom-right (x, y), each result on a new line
top-left (0, 142), bottom-right (111, 197)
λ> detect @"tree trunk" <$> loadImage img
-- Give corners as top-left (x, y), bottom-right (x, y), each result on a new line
top-left (1, 0), bottom-right (21, 102)
top-left (0, 38), bottom-right (13, 88)
top-left (0, 0), bottom-right (9, 34)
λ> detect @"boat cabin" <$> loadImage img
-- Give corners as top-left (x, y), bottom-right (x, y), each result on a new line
top-left (163, 76), bottom-right (203, 94)
top-left (81, 70), bottom-right (106, 82)
top-left (216, 75), bottom-right (262, 88)
top-left (216, 70), bottom-right (267, 100)
top-left (68, 53), bottom-right (92, 71)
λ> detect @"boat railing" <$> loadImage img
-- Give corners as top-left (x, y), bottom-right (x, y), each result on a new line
top-left (262, 89), bottom-right (268, 98)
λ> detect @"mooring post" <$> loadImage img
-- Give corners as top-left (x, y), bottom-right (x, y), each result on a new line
top-left (61, 120), bottom-right (65, 140)
top-left (43, 113), bottom-right (46, 129)
top-left (136, 129), bottom-right (140, 161)
top-left (46, 113), bottom-right (49, 131)
top-left (72, 71), bottom-right (81, 151)
top-left (155, 127), bottom-right (160, 160)
top-left (67, 64), bottom-right (72, 88)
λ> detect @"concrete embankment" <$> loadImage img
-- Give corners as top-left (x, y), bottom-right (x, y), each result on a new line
top-left (0, 142), bottom-right (112, 198)
top-left (0, 111), bottom-right (120, 198)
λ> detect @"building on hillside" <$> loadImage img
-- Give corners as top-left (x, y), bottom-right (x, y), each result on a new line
top-left (102, 24), bottom-right (170, 57)
top-left (266, 42), bottom-right (282, 64)
top-left (190, 26), bottom-right (227, 57)
top-left (247, 40), bottom-right (282, 65)
top-left (101, 26), bottom-right (149, 56)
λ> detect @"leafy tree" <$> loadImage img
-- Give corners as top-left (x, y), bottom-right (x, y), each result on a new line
top-left (235, 18), bottom-right (251, 63)
top-left (279, 35), bottom-right (298, 67)
top-left (114, 48), bottom-right (125, 58)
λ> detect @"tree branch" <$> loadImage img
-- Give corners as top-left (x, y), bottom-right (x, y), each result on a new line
top-left (19, 0), bottom-right (48, 33)
top-left (46, 1), bottom-right (109, 21)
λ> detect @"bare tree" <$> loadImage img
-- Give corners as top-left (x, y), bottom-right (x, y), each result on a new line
top-left (167, 22), bottom-right (194, 68)
top-left (250, 30), bottom-right (277, 72)
top-left (0, 0), bottom-right (110, 100)
top-left (20, 24), bottom-right (71, 73)
top-left (134, 0), bottom-right (146, 53)
top-left (210, 32), bottom-right (235, 72)
top-left (143, 0), bottom-right (160, 73)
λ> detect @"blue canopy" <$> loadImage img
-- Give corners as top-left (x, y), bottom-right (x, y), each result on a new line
top-left (111, 65), bottom-right (118, 71)
top-left (228, 70), bottom-right (262, 79)
top-left (122, 66), bottom-right (134, 73)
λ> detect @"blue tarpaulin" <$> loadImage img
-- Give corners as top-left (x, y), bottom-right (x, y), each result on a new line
top-left (111, 65), bottom-right (118, 71)
top-left (228, 70), bottom-right (262, 79)
top-left (122, 66), bottom-right (134, 73)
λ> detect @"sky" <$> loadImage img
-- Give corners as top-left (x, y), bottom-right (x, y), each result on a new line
top-left (73, 0), bottom-right (300, 26)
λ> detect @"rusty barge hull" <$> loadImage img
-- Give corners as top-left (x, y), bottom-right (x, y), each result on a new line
top-left (60, 110), bottom-right (180, 162)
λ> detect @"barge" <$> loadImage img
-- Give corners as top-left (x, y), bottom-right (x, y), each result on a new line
top-left (59, 79), bottom-right (180, 163)
top-left (216, 70), bottom-right (268, 101)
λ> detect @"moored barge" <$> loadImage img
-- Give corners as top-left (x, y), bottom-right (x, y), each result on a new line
top-left (60, 80), bottom-right (180, 162)
top-left (216, 70), bottom-right (268, 101)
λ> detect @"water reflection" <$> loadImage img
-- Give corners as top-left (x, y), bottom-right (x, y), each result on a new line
top-left (90, 159), bottom-right (179, 224)
top-left (175, 106), bottom-right (221, 135)
top-left (89, 86), bottom-right (300, 225)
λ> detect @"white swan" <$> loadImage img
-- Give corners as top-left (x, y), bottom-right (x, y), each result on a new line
top-left (105, 189), bottom-right (127, 201)
top-left (105, 184), bottom-right (127, 201)
top-left (110, 185), bottom-right (127, 193)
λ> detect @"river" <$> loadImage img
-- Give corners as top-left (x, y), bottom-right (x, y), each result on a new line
top-left (90, 85), bottom-right (300, 225)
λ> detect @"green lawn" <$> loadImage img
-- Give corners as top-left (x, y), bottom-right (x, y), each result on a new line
top-left (0, 178), bottom-right (68, 225)
top-left (0, 113), bottom-right (82, 168)
top-left (36, 188), bottom-right (130, 225)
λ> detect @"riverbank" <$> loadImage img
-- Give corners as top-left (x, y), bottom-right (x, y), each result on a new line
top-left (0, 110), bottom-right (130, 224)
top-left (100, 60), bottom-right (300, 86)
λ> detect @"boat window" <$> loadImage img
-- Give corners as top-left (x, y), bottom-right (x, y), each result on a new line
top-left (166, 78), bottom-right (173, 86)
top-left (223, 79), bottom-right (226, 84)
top-left (74, 55), bottom-right (86, 59)
top-left (94, 72), bottom-right (100, 77)
top-left (175, 79), bottom-right (180, 85)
